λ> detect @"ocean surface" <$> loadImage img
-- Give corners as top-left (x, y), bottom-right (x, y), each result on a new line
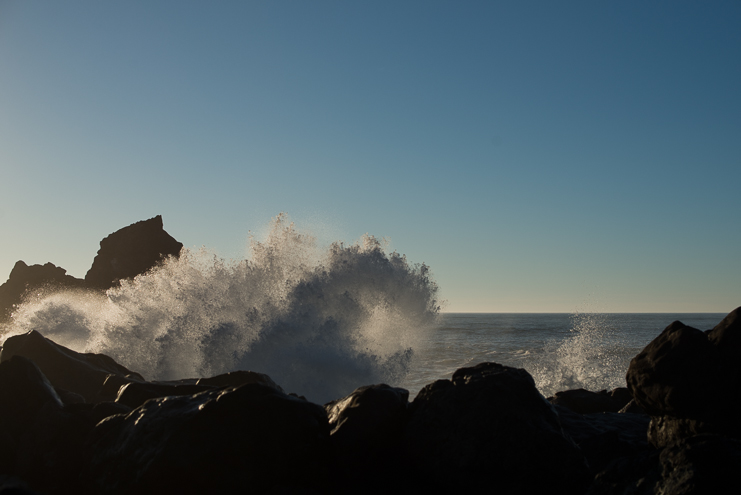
top-left (400, 312), bottom-right (727, 398)
top-left (0, 218), bottom-right (730, 403)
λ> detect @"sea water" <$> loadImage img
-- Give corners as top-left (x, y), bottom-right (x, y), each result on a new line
top-left (0, 216), bottom-right (728, 403)
top-left (399, 312), bottom-right (726, 398)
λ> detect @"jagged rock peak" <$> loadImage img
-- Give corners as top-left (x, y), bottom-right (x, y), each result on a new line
top-left (84, 215), bottom-right (183, 290)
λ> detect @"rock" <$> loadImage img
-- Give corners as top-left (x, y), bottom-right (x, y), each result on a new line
top-left (196, 369), bottom-right (284, 392)
top-left (0, 330), bottom-right (144, 403)
top-left (84, 215), bottom-right (183, 290)
top-left (592, 434), bottom-right (741, 494)
top-left (554, 405), bottom-right (651, 474)
top-left (84, 383), bottom-right (332, 494)
top-left (618, 398), bottom-right (647, 414)
top-left (403, 362), bottom-right (589, 494)
top-left (0, 355), bottom-right (64, 481)
top-left (586, 449), bottom-right (662, 495)
top-left (656, 434), bottom-right (741, 494)
top-left (549, 388), bottom-right (629, 414)
top-left (326, 384), bottom-right (410, 493)
top-left (646, 415), bottom-right (739, 449)
top-left (626, 309), bottom-right (741, 447)
top-left (0, 261), bottom-right (85, 322)
top-left (626, 320), bottom-right (724, 420)
top-left (114, 381), bottom-right (214, 409)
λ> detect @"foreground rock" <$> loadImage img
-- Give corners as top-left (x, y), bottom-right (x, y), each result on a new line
top-left (0, 330), bottom-right (143, 404)
top-left (627, 307), bottom-right (741, 447)
top-left (85, 215), bottom-right (183, 290)
top-left (2, 309), bottom-right (741, 493)
top-left (588, 307), bottom-right (741, 494)
top-left (404, 362), bottom-right (589, 494)
top-left (85, 384), bottom-right (332, 495)
top-left (326, 384), bottom-right (410, 494)
top-left (588, 434), bottom-right (741, 495)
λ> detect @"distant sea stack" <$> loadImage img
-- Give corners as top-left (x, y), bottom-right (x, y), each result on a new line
top-left (84, 215), bottom-right (183, 290)
top-left (0, 261), bottom-right (85, 322)
top-left (0, 215), bottom-right (182, 322)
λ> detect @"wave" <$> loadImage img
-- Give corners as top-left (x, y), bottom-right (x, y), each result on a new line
top-left (4, 214), bottom-right (441, 403)
top-left (524, 312), bottom-right (634, 396)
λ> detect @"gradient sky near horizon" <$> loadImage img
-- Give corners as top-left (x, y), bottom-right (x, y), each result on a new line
top-left (1, 1), bottom-right (739, 313)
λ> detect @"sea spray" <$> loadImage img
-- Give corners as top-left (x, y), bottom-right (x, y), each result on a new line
top-left (524, 312), bottom-right (633, 396)
top-left (5, 215), bottom-right (440, 403)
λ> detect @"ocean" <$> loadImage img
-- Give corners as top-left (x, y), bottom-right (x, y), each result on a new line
top-left (400, 312), bottom-right (727, 399)
top-left (0, 218), bottom-right (729, 404)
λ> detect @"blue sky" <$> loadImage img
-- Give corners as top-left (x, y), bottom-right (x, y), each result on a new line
top-left (1, 1), bottom-right (739, 312)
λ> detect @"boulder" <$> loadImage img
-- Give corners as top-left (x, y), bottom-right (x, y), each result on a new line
top-left (195, 369), bottom-right (284, 392)
top-left (403, 362), bottom-right (589, 494)
top-left (626, 320), bottom-right (724, 420)
top-left (326, 384), bottom-right (410, 493)
top-left (0, 330), bottom-right (144, 403)
top-left (589, 434), bottom-right (741, 494)
top-left (114, 381), bottom-right (214, 409)
top-left (0, 355), bottom-right (63, 472)
top-left (84, 215), bottom-right (183, 290)
top-left (84, 383), bottom-right (332, 494)
top-left (549, 387), bottom-right (630, 414)
top-left (626, 308), bottom-right (741, 448)
top-left (0, 261), bottom-right (85, 322)
top-left (554, 405), bottom-right (650, 474)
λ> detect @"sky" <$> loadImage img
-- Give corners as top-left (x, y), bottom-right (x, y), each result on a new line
top-left (1, 1), bottom-right (739, 313)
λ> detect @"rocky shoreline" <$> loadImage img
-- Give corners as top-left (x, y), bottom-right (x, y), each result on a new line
top-left (1, 217), bottom-right (738, 494)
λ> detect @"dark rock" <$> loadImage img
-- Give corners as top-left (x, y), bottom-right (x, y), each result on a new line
top-left (554, 405), bottom-right (651, 474)
top-left (610, 386), bottom-right (634, 408)
top-left (706, 306), bottom-right (741, 357)
top-left (0, 355), bottom-right (63, 479)
top-left (84, 215), bottom-right (183, 290)
top-left (196, 369), bottom-right (284, 392)
top-left (54, 387), bottom-right (86, 405)
top-left (0, 261), bottom-right (85, 322)
top-left (0, 330), bottom-right (143, 404)
top-left (549, 388), bottom-right (627, 414)
top-left (586, 449), bottom-right (662, 495)
top-left (646, 415), bottom-right (739, 449)
top-left (15, 402), bottom-right (99, 495)
top-left (403, 362), bottom-right (589, 494)
top-left (114, 381), bottom-right (214, 409)
top-left (0, 475), bottom-right (42, 494)
top-left (656, 434), bottom-right (741, 494)
top-left (84, 383), bottom-right (332, 494)
top-left (626, 320), bottom-right (724, 420)
top-left (326, 384), bottom-right (409, 493)
top-left (618, 398), bottom-right (647, 414)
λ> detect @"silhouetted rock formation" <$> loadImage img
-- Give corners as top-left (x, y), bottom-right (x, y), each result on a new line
top-left (588, 307), bottom-right (741, 494)
top-left (84, 384), bottom-right (333, 495)
top-left (626, 307), bottom-right (741, 448)
top-left (0, 216), bottom-right (182, 325)
top-left (1, 310), bottom-right (741, 493)
top-left (403, 362), bottom-right (590, 493)
top-left (326, 384), bottom-right (410, 494)
top-left (85, 215), bottom-right (183, 290)
top-left (0, 261), bottom-right (85, 322)
top-left (0, 330), bottom-right (144, 404)
top-left (549, 387), bottom-right (632, 414)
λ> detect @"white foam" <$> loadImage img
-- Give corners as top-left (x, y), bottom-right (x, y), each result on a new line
top-left (4, 214), bottom-right (440, 404)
